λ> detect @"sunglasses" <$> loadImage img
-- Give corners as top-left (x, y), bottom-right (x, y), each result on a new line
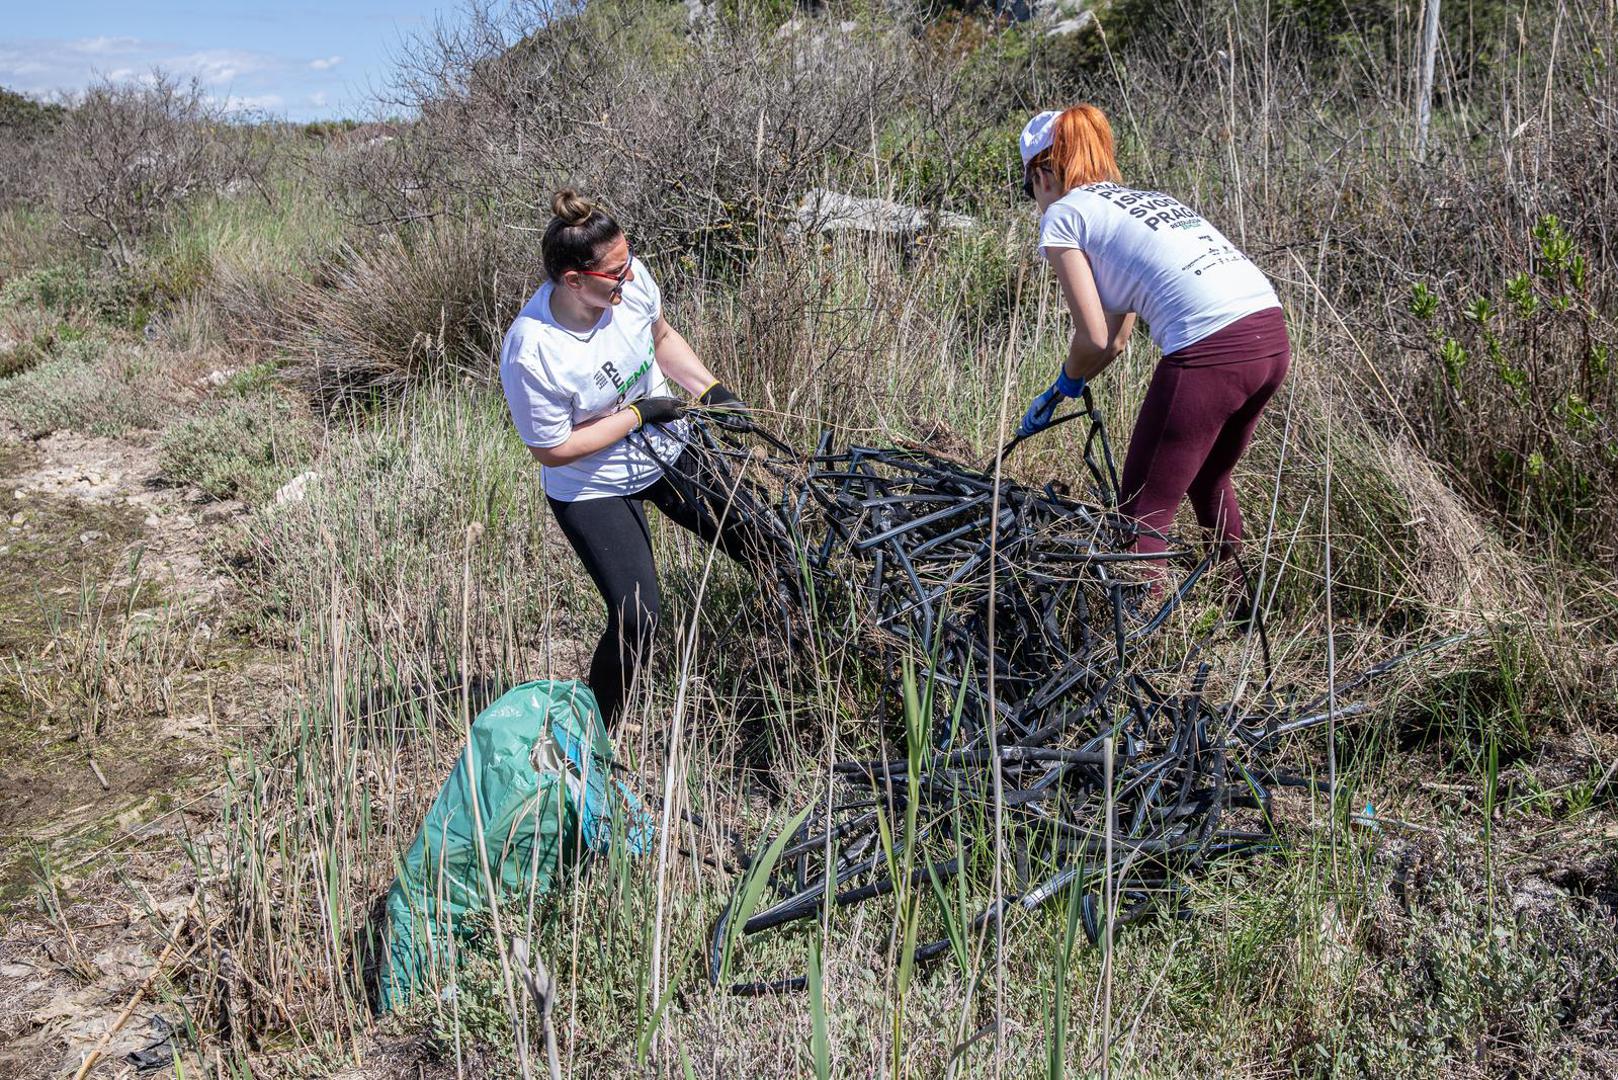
top-left (1022, 165), bottom-right (1046, 201)
top-left (576, 248), bottom-right (634, 299)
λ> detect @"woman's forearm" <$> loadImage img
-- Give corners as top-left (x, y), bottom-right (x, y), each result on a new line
top-left (1062, 313), bottom-right (1135, 383)
top-left (527, 409), bottom-right (639, 467)
top-left (1063, 332), bottom-right (1118, 381)
top-left (652, 318), bottom-right (718, 396)
top-left (1109, 312), bottom-right (1136, 356)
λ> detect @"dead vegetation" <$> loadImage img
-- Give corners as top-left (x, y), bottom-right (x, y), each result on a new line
top-left (0, 0), bottom-right (1616, 1076)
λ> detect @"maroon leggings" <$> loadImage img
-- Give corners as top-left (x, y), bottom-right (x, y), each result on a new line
top-left (1119, 308), bottom-right (1291, 560)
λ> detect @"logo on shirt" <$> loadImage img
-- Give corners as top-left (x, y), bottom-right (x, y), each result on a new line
top-left (1088, 183), bottom-right (1208, 233)
top-left (593, 352), bottom-right (654, 400)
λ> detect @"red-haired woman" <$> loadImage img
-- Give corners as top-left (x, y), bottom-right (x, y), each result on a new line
top-left (500, 190), bottom-right (749, 725)
top-left (1015, 105), bottom-right (1290, 585)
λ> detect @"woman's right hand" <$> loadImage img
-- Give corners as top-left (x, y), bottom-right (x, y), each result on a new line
top-left (629, 396), bottom-right (684, 430)
top-left (697, 381), bottom-right (752, 429)
top-left (1018, 371), bottom-right (1086, 438)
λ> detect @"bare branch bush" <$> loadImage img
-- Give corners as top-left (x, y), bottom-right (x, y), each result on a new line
top-left (359, 0), bottom-right (917, 250)
top-left (299, 0), bottom-right (1026, 401)
top-left (43, 72), bottom-right (266, 267)
top-left (0, 87), bottom-right (65, 210)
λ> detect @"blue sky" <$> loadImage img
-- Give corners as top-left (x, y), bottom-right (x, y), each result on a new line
top-left (0, 2), bottom-right (476, 122)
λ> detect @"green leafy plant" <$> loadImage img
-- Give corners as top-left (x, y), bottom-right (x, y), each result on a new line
top-left (1439, 337), bottom-right (1468, 391)
top-left (157, 383), bottom-right (315, 502)
top-left (1408, 281), bottom-right (1439, 320)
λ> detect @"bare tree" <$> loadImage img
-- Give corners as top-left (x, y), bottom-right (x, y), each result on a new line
top-left (45, 72), bottom-right (264, 266)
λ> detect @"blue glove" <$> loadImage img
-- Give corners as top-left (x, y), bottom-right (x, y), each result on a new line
top-left (1017, 371), bottom-right (1086, 438)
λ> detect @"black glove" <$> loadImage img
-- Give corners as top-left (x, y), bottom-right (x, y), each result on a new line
top-left (699, 382), bottom-right (745, 409)
top-left (629, 396), bottom-right (683, 430)
top-left (698, 381), bottom-right (751, 428)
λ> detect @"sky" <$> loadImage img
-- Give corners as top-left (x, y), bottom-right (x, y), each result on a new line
top-left (0, 1), bottom-right (476, 122)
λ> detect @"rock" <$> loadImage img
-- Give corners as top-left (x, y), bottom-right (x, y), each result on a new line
top-left (274, 471), bottom-right (321, 505)
top-left (1047, 10), bottom-right (1095, 35)
top-left (791, 188), bottom-right (975, 240)
top-left (92, 940), bottom-right (153, 983)
top-left (683, 0), bottom-right (715, 28)
top-left (30, 989), bottom-right (88, 1025)
top-left (1511, 876), bottom-right (1565, 919)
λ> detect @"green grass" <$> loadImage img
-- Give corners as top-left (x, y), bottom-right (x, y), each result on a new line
top-left (0, 332), bottom-right (175, 436)
top-left (3, 6), bottom-right (1615, 1076)
top-left (188, 354), bottom-right (1615, 1077)
top-left (157, 373), bottom-right (317, 502)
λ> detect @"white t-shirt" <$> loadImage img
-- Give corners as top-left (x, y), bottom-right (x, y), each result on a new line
top-left (1039, 183), bottom-right (1279, 356)
top-left (499, 257), bottom-right (689, 502)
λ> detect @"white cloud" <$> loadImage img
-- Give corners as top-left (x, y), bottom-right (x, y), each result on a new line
top-left (0, 35), bottom-right (359, 121)
top-left (166, 49), bottom-right (272, 86)
top-left (0, 39), bottom-right (279, 93)
top-left (0, 57), bottom-right (49, 78)
top-left (215, 93), bottom-right (284, 113)
top-left (70, 36), bottom-right (143, 56)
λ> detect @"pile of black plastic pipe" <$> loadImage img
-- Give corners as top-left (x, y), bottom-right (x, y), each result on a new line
top-left (645, 402), bottom-right (1458, 994)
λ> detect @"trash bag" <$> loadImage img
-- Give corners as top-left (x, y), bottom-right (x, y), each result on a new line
top-left (378, 679), bottom-right (651, 1012)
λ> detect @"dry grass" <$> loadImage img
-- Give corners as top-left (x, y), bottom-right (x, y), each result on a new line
top-left (2, 1), bottom-right (1616, 1076)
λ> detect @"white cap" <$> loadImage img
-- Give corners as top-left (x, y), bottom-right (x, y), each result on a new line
top-left (1019, 110), bottom-right (1060, 167)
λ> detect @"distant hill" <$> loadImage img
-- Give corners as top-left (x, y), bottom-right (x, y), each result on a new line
top-left (0, 87), bottom-right (65, 137)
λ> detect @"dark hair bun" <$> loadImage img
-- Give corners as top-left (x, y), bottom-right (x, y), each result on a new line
top-left (551, 189), bottom-right (594, 227)
top-left (541, 189), bottom-right (622, 283)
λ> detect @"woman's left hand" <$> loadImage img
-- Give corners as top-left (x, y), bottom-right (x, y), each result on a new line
top-left (697, 381), bottom-right (751, 428)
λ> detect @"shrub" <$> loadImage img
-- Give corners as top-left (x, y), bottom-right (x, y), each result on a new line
top-left (0, 338), bottom-right (43, 379)
top-left (0, 86), bottom-right (65, 209)
top-left (158, 378), bottom-right (317, 502)
top-left (42, 72), bottom-right (265, 266)
top-left (335, 1), bottom-right (922, 252)
top-left (1402, 215), bottom-right (1618, 569)
top-left (0, 335), bottom-right (174, 436)
top-left (0, 318), bottom-right (85, 380)
top-left (0, 261), bottom-right (146, 329)
top-left (0, 263), bottom-right (96, 312)
top-left (282, 216), bottom-right (507, 404)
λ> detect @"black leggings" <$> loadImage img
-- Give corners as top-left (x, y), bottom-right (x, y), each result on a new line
top-left (548, 447), bottom-right (755, 725)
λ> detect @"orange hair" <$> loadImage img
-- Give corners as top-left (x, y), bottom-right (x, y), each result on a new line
top-left (1031, 104), bottom-right (1121, 190)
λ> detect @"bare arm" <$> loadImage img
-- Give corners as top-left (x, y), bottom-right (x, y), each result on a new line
top-left (1048, 247), bottom-right (1135, 381)
top-left (651, 316), bottom-right (720, 396)
top-left (524, 318), bottom-right (716, 468)
top-left (525, 410), bottom-right (642, 468)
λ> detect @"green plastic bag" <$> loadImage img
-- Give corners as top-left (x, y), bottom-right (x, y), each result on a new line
top-left (378, 679), bottom-right (648, 1012)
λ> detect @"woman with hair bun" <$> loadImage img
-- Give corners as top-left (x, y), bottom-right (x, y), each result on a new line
top-left (1015, 105), bottom-right (1290, 590)
top-left (500, 189), bottom-right (750, 724)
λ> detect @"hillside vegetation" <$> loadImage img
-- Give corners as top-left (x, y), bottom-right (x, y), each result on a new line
top-left (1, 0), bottom-right (1615, 1076)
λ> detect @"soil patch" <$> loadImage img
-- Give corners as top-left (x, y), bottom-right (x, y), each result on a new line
top-left (0, 427), bottom-right (284, 1078)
